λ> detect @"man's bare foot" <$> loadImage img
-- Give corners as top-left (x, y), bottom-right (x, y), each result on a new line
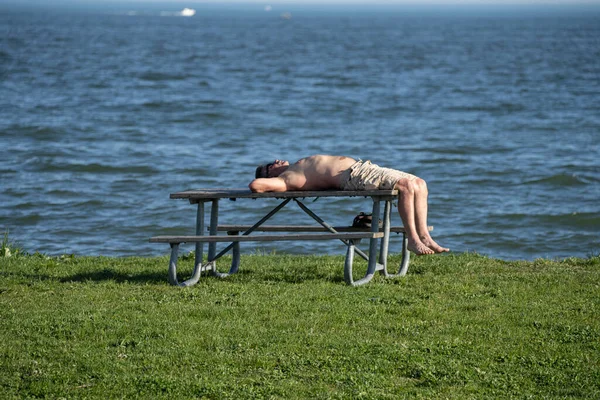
top-left (408, 239), bottom-right (435, 255)
top-left (422, 237), bottom-right (449, 253)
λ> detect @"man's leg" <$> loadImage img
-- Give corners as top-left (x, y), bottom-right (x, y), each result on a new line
top-left (411, 178), bottom-right (449, 253)
top-left (395, 178), bottom-right (449, 254)
top-left (395, 178), bottom-right (435, 255)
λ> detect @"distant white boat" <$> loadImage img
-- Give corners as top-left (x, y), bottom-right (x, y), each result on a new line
top-left (181, 8), bottom-right (196, 17)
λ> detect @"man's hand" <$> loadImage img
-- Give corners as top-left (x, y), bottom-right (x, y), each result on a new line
top-left (249, 178), bottom-right (288, 193)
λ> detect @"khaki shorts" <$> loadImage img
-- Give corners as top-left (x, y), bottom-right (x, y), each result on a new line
top-left (340, 160), bottom-right (416, 191)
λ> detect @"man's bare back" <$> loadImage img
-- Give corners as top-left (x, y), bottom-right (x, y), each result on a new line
top-left (282, 155), bottom-right (356, 190)
top-left (249, 155), bottom-right (356, 192)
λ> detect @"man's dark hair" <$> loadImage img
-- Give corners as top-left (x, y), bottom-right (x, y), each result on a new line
top-left (255, 164), bottom-right (266, 179)
top-left (255, 162), bottom-right (275, 179)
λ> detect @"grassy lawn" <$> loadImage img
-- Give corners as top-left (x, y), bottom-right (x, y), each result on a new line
top-left (0, 250), bottom-right (599, 399)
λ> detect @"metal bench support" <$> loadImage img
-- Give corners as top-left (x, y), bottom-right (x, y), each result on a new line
top-left (154, 232), bottom-right (385, 287)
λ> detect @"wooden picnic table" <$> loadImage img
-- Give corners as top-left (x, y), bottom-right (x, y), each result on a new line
top-left (150, 188), bottom-right (426, 287)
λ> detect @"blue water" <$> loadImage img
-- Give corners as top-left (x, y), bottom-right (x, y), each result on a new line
top-left (1, 4), bottom-right (599, 260)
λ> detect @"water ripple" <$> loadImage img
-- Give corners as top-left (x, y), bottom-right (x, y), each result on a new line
top-left (523, 174), bottom-right (590, 187)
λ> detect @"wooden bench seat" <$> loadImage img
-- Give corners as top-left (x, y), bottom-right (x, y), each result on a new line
top-left (214, 224), bottom-right (410, 234)
top-left (149, 232), bottom-right (383, 244)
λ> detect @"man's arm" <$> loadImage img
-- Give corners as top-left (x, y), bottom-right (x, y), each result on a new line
top-left (249, 177), bottom-right (288, 193)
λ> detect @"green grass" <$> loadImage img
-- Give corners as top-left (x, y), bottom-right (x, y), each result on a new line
top-left (1, 251), bottom-right (599, 399)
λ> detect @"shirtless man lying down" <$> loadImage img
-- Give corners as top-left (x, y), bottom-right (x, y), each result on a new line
top-left (249, 154), bottom-right (448, 255)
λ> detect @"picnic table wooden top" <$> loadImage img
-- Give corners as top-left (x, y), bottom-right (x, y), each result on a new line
top-left (170, 188), bottom-right (399, 201)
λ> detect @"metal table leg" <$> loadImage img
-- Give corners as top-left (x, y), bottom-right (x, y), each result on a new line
top-left (194, 201), bottom-right (205, 273)
top-left (397, 233), bottom-right (411, 276)
top-left (208, 199), bottom-right (225, 277)
top-left (344, 198), bottom-right (383, 286)
top-left (380, 199), bottom-right (411, 278)
top-left (379, 199), bottom-right (392, 273)
top-left (165, 201), bottom-right (206, 287)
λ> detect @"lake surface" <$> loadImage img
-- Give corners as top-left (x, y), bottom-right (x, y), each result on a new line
top-left (1, 4), bottom-right (599, 260)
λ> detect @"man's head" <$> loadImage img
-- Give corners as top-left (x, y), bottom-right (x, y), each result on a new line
top-left (255, 159), bottom-right (289, 179)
